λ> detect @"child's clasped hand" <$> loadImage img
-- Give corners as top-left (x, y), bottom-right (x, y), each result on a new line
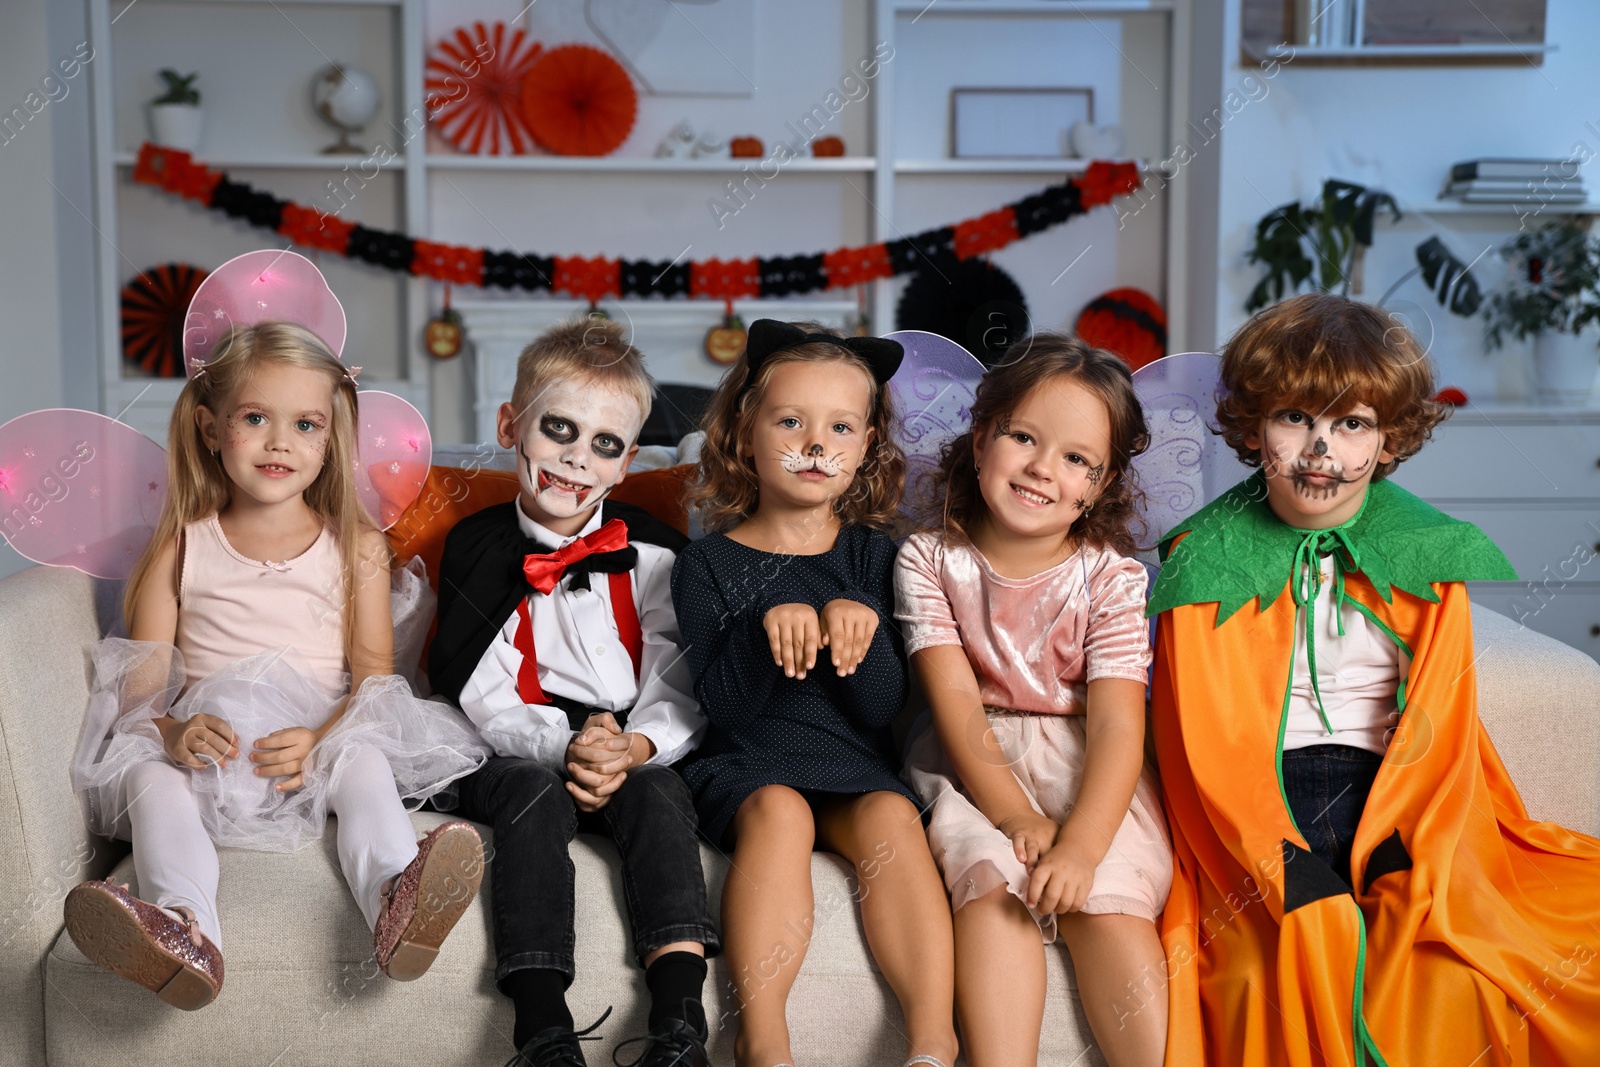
top-left (764, 598), bottom-right (879, 680)
top-left (565, 711), bottom-right (635, 812)
top-left (159, 713), bottom-right (240, 772)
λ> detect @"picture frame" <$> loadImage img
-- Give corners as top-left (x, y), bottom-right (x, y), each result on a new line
top-left (950, 87), bottom-right (1095, 159)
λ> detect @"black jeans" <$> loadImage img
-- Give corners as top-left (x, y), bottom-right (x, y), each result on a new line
top-left (449, 756), bottom-right (721, 985)
top-left (1281, 744), bottom-right (1383, 889)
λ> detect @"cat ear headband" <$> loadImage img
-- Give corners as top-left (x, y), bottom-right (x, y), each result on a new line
top-left (0, 250), bottom-right (432, 578)
top-left (740, 319), bottom-right (905, 398)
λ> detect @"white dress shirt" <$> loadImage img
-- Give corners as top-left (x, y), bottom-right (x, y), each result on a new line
top-left (457, 503), bottom-right (706, 770)
top-left (1282, 555), bottom-right (1409, 754)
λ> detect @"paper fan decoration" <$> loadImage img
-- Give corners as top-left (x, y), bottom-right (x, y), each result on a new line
top-left (353, 391), bottom-right (431, 530)
top-left (426, 22), bottom-right (544, 156)
top-left (121, 264), bottom-right (207, 377)
top-left (520, 44), bottom-right (638, 157)
top-left (895, 259), bottom-right (1029, 367)
top-left (1076, 287), bottom-right (1166, 372)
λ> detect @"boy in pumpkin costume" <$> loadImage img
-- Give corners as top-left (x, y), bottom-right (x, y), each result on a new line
top-left (1147, 293), bottom-right (1600, 1066)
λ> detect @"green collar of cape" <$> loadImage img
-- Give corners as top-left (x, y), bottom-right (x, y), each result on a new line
top-left (1146, 471), bottom-right (1517, 623)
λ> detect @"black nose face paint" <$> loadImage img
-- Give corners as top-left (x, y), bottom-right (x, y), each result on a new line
top-left (1313, 438), bottom-right (1329, 457)
top-left (807, 443), bottom-right (824, 456)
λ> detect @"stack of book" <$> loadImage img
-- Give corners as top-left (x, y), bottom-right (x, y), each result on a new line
top-left (1443, 158), bottom-right (1587, 204)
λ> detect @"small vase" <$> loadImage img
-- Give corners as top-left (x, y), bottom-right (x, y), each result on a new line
top-left (1532, 328), bottom-right (1600, 406)
top-left (149, 103), bottom-right (203, 151)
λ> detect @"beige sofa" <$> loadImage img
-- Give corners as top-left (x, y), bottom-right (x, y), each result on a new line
top-left (4, 564), bottom-right (1598, 1067)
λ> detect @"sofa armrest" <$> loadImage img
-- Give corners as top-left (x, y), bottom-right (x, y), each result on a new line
top-left (1471, 603), bottom-right (1600, 836)
top-left (0, 566), bottom-right (122, 1067)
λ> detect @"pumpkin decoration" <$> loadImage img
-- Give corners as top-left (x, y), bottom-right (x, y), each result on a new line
top-left (705, 311), bottom-right (747, 364)
top-left (425, 22), bottom-right (543, 155)
top-left (121, 262), bottom-right (208, 377)
top-left (425, 310), bottom-right (464, 359)
top-left (811, 135), bottom-right (845, 157)
top-left (520, 44), bottom-right (637, 157)
top-left (1074, 287), bottom-right (1166, 372)
top-left (729, 136), bottom-right (764, 158)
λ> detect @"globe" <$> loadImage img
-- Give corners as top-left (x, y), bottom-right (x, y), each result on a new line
top-left (312, 64), bottom-right (379, 154)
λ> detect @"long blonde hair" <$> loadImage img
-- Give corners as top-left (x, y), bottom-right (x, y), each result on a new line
top-left (123, 321), bottom-right (377, 664)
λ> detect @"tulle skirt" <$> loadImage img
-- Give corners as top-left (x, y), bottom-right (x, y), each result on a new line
top-left (903, 709), bottom-right (1173, 941)
top-left (71, 561), bottom-right (491, 854)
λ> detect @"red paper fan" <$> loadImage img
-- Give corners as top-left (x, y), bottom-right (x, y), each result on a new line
top-left (121, 263), bottom-right (207, 377)
top-left (425, 21), bottom-right (543, 156)
top-left (520, 44), bottom-right (637, 157)
top-left (1075, 287), bottom-right (1167, 372)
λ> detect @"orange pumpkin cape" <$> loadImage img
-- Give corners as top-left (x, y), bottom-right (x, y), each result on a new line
top-left (1147, 473), bottom-right (1600, 1067)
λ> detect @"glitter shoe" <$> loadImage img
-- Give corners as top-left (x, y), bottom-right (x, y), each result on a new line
top-left (62, 880), bottom-right (223, 1010)
top-left (374, 820), bottom-right (484, 980)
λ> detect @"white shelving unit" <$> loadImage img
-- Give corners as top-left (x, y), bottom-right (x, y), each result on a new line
top-left (872, 0), bottom-right (1190, 342)
top-left (89, 0), bottom-right (1190, 440)
top-left (89, 0), bottom-right (429, 444)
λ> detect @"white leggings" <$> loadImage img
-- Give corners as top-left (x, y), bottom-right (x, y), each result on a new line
top-left (121, 744), bottom-right (418, 949)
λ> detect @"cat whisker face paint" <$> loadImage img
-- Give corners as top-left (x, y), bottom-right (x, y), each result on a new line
top-left (1245, 401), bottom-right (1393, 530)
top-left (777, 446), bottom-right (847, 477)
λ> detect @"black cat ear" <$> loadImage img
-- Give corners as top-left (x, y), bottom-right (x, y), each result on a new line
top-left (842, 336), bottom-right (904, 383)
top-left (744, 319), bottom-right (808, 372)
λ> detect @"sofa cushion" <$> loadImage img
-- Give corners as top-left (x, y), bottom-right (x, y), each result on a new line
top-left (44, 812), bottom-right (1100, 1066)
top-left (385, 465), bottom-right (695, 590)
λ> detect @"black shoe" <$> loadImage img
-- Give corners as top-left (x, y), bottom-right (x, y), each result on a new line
top-left (611, 1016), bottom-right (710, 1067)
top-left (505, 1008), bottom-right (613, 1067)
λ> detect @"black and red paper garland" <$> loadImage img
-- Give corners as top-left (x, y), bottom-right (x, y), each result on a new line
top-left (132, 142), bottom-right (1142, 304)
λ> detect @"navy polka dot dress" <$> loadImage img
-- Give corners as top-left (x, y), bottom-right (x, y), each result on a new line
top-left (671, 525), bottom-right (917, 847)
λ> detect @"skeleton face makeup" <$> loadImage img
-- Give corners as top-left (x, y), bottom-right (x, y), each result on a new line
top-left (196, 362), bottom-right (334, 510)
top-left (971, 375), bottom-right (1113, 546)
top-left (1245, 401), bottom-right (1394, 530)
top-left (743, 360), bottom-right (874, 519)
top-left (496, 379), bottom-right (643, 536)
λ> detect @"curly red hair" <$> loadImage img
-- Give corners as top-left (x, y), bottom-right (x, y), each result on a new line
top-left (1216, 293), bottom-right (1447, 479)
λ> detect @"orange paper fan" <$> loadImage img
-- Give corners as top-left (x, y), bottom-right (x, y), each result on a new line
top-left (425, 21), bottom-right (543, 155)
top-left (520, 44), bottom-right (637, 157)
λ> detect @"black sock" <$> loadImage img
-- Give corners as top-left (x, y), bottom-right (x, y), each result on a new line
top-left (504, 967), bottom-right (573, 1048)
top-left (644, 951), bottom-right (708, 1034)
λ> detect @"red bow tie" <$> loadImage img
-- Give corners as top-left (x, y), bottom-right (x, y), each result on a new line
top-left (522, 518), bottom-right (632, 595)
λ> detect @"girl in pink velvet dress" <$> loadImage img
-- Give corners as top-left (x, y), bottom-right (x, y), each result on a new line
top-left (897, 335), bottom-right (1172, 1067)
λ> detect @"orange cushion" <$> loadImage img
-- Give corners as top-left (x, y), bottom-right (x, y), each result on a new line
top-left (385, 464), bottom-right (695, 592)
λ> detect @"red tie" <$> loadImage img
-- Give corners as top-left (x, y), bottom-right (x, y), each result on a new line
top-left (521, 518), bottom-right (630, 595)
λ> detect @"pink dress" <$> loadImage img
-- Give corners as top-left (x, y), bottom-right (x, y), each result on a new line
top-left (72, 516), bottom-right (489, 853)
top-left (895, 531), bottom-right (1172, 938)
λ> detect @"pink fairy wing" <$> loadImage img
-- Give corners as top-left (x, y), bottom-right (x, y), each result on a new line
top-left (353, 391), bottom-right (431, 530)
top-left (1130, 351), bottom-right (1250, 557)
top-left (0, 409), bottom-right (168, 579)
top-left (184, 249), bottom-right (347, 373)
top-left (883, 330), bottom-right (987, 527)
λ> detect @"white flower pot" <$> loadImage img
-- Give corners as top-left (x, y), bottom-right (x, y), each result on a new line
top-left (1532, 328), bottom-right (1600, 406)
top-left (149, 103), bottom-right (203, 151)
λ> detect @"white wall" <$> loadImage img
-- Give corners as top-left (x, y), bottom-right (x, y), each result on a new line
top-left (1208, 0), bottom-right (1600, 400)
top-left (0, 0), bottom-right (98, 579)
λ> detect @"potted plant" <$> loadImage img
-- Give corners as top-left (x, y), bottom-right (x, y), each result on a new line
top-left (1484, 220), bottom-right (1600, 405)
top-left (148, 69), bottom-right (202, 152)
top-left (1245, 179), bottom-right (1401, 312)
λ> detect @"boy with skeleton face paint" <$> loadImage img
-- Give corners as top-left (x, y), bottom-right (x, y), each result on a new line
top-left (1146, 294), bottom-right (1600, 1066)
top-left (428, 318), bottom-right (718, 1067)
